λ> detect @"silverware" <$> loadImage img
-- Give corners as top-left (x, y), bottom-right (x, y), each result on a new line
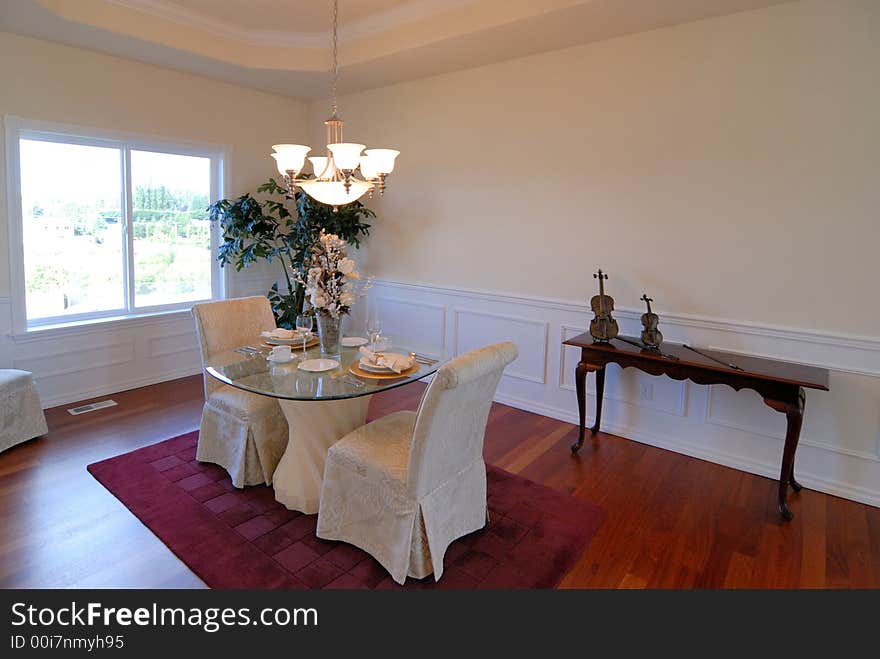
top-left (683, 344), bottom-right (743, 371)
top-left (329, 369), bottom-right (365, 388)
top-left (410, 352), bottom-right (438, 365)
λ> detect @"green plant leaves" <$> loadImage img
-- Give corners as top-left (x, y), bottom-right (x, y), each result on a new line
top-left (207, 180), bottom-right (374, 326)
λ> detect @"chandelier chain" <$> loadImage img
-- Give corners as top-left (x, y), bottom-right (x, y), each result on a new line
top-left (269, 0), bottom-right (398, 206)
top-left (331, 0), bottom-right (339, 117)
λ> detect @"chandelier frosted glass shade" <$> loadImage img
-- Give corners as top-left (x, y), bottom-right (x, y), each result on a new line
top-left (358, 154), bottom-right (379, 179)
top-left (327, 143), bottom-right (365, 170)
top-left (364, 149), bottom-right (400, 175)
top-left (299, 179), bottom-right (373, 206)
top-left (271, 144), bottom-right (311, 176)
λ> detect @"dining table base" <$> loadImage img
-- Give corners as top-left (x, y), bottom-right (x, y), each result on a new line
top-left (273, 395), bottom-right (373, 514)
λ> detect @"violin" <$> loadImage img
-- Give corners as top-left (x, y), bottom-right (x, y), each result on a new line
top-left (640, 293), bottom-right (663, 348)
top-left (589, 269), bottom-right (619, 342)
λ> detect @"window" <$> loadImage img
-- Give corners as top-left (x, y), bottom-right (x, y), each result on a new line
top-left (7, 118), bottom-right (224, 331)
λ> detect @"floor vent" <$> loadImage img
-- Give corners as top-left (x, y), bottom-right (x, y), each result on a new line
top-left (67, 399), bottom-right (118, 416)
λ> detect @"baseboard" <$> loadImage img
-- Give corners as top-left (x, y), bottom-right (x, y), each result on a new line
top-left (492, 391), bottom-right (880, 509)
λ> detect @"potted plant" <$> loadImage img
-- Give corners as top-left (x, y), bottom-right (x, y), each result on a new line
top-left (207, 178), bottom-right (375, 327)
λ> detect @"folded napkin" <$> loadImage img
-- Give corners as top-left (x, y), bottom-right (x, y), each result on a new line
top-left (358, 347), bottom-right (414, 373)
top-left (261, 328), bottom-right (298, 340)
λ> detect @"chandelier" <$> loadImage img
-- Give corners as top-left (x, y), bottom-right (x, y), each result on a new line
top-left (270, 0), bottom-right (399, 207)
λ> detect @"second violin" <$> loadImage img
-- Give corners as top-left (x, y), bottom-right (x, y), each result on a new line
top-left (640, 294), bottom-right (663, 348)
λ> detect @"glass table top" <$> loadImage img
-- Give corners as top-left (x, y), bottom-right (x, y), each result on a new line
top-left (205, 336), bottom-right (444, 401)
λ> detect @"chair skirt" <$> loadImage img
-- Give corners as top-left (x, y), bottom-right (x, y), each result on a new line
top-left (197, 389), bottom-right (288, 488)
top-left (318, 449), bottom-right (488, 585)
top-left (0, 370), bottom-right (48, 453)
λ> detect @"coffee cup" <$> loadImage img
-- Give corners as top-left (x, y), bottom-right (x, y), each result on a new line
top-left (269, 345), bottom-right (292, 361)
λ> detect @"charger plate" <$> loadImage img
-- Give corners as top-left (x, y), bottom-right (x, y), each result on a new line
top-left (349, 362), bottom-right (420, 380)
top-left (264, 335), bottom-right (318, 347)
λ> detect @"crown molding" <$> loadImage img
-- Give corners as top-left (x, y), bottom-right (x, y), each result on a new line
top-left (106, 0), bottom-right (477, 49)
top-left (105, 0), bottom-right (326, 47)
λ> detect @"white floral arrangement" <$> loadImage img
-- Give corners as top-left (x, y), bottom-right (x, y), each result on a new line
top-left (299, 230), bottom-right (372, 319)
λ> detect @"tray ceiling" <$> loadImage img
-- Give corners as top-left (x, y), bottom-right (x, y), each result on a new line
top-left (1, 0), bottom-right (794, 99)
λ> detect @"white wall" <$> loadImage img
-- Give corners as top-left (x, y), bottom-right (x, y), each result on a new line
top-left (313, 0), bottom-right (879, 337)
top-left (320, 0), bottom-right (880, 506)
top-left (0, 32), bottom-right (307, 406)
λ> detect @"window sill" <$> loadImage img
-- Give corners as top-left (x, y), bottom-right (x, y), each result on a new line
top-left (11, 307), bottom-right (199, 343)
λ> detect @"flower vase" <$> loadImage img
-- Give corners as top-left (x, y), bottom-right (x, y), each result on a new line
top-left (316, 313), bottom-right (342, 356)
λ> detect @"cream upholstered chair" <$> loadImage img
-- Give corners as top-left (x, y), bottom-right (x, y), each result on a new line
top-left (0, 369), bottom-right (48, 453)
top-left (192, 296), bottom-right (288, 487)
top-left (317, 341), bottom-right (518, 584)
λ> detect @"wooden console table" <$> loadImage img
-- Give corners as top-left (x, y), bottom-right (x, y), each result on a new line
top-left (563, 333), bottom-right (829, 520)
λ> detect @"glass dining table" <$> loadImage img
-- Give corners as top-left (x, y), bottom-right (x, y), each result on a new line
top-left (206, 337), bottom-right (444, 514)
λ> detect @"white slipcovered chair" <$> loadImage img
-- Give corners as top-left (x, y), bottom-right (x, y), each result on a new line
top-left (0, 369), bottom-right (48, 453)
top-left (317, 341), bottom-right (518, 584)
top-left (192, 296), bottom-right (288, 488)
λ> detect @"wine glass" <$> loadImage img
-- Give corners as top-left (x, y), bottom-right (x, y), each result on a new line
top-left (296, 314), bottom-right (313, 355)
top-left (367, 314), bottom-right (382, 352)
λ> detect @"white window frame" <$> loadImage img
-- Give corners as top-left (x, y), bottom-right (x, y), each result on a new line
top-left (5, 116), bottom-right (228, 335)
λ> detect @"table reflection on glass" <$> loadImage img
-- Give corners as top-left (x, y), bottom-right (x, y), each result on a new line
top-left (206, 336), bottom-right (444, 513)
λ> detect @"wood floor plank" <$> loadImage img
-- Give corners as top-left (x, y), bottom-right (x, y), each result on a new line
top-left (1, 374), bottom-right (878, 588)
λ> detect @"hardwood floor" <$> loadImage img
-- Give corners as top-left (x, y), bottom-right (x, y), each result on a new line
top-left (1, 375), bottom-right (878, 588)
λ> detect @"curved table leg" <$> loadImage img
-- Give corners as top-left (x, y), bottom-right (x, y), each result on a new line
top-left (765, 388), bottom-right (806, 521)
top-left (273, 395), bottom-right (372, 513)
top-left (592, 365), bottom-right (606, 435)
top-left (572, 361), bottom-right (589, 453)
top-left (571, 362), bottom-right (603, 453)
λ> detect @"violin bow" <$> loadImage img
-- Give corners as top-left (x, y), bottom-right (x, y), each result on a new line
top-left (613, 336), bottom-right (679, 361)
top-left (682, 344), bottom-right (743, 371)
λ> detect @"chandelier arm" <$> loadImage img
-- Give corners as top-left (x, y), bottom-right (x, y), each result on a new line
top-left (283, 172), bottom-right (375, 188)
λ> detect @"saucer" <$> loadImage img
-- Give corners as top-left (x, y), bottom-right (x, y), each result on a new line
top-left (341, 336), bottom-right (369, 347)
top-left (267, 355), bottom-right (296, 364)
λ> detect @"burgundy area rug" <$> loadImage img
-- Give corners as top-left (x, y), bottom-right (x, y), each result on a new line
top-left (87, 431), bottom-right (605, 589)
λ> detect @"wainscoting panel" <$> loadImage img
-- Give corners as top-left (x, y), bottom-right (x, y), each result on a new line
top-left (454, 310), bottom-right (548, 384)
top-left (558, 324), bottom-right (687, 417)
top-left (147, 330), bottom-right (200, 360)
top-left (14, 339), bottom-right (136, 380)
top-left (367, 279), bottom-right (880, 508)
top-left (0, 269), bottom-right (284, 408)
top-left (2, 310), bottom-right (201, 409)
top-left (375, 296), bottom-right (446, 356)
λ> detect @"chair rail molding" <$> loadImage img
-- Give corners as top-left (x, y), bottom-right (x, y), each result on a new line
top-left (367, 278), bottom-right (880, 508)
top-left (372, 278), bottom-right (880, 378)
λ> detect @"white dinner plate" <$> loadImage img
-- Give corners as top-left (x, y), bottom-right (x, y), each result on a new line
top-left (298, 358), bottom-right (340, 372)
top-left (265, 333), bottom-right (315, 346)
top-left (341, 336), bottom-right (369, 347)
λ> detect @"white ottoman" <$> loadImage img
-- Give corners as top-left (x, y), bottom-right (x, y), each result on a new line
top-left (0, 369), bottom-right (48, 453)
